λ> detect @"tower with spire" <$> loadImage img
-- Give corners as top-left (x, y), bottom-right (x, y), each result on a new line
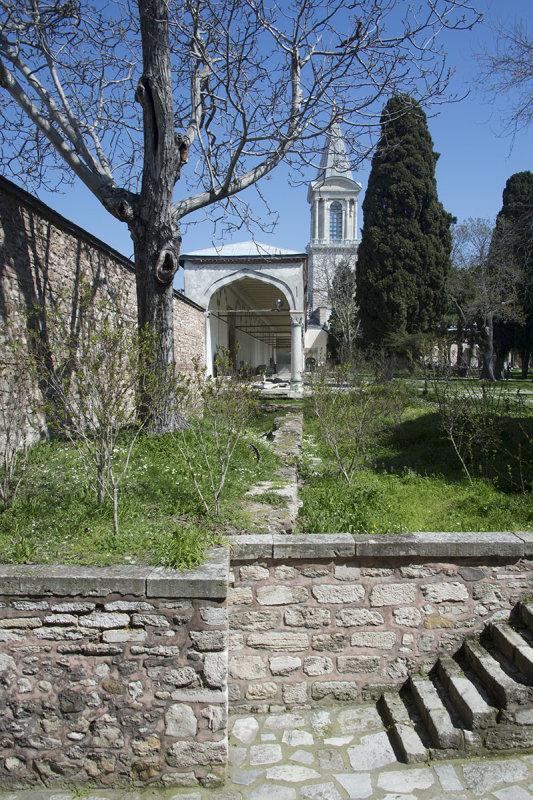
top-left (306, 122), bottom-right (362, 327)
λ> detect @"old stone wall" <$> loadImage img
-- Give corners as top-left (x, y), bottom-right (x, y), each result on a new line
top-left (227, 533), bottom-right (533, 712)
top-left (0, 550), bottom-right (228, 789)
top-left (0, 175), bottom-right (205, 438)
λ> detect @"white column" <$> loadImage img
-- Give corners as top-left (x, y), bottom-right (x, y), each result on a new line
top-left (205, 312), bottom-right (213, 376)
top-left (290, 312), bottom-right (304, 391)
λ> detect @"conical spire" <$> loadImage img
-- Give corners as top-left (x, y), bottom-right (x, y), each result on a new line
top-left (315, 121), bottom-right (353, 183)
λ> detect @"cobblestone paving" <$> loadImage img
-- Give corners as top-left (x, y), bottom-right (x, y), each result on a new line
top-left (3, 704), bottom-right (533, 800)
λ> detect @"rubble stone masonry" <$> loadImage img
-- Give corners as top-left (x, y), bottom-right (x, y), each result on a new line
top-left (0, 549), bottom-right (228, 789)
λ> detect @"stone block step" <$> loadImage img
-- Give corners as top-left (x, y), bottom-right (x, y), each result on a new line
top-left (409, 676), bottom-right (463, 750)
top-left (437, 656), bottom-right (497, 730)
top-left (519, 602), bottom-right (533, 633)
top-left (463, 640), bottom-right (530, 708)
top-left (489, 622), bottom-right (533, 681)
top-left (379, 692), bottom-right (427, 764)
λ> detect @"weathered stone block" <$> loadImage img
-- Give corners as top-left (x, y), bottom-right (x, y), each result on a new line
top-left (231, 610), bottom-right (279, 631)
top-left (393, 607), bottom-right (422, 627)
top-left (337, 655), bottom-right (379, 673)
top-left (421, 582), bottom-right (469, 603)
top-left (269, 655), bottom-right (301, 675)
top-left (334, 565), bottom-right (361, 581)
top-left (370, 583), bottom-right (417, 607)
top-left (189, 630), bottom-right (227, 651)
top-left (247, 632), bottom-right (309, 651)
top-left (229, 656), bottom-right (267, 680)
top-left (311, 585), bottom-right (364, 604)
top-left (282, 682), bottom-right (307, 704)
top-left (311, 633), bottom-right (346, 652)
top-left (303, 656), bottom-right (333, 676)
top-left (0, 617), bottom-right (42, 629)
top-left (200, 607), bottom-right (228, 626)
top-left (311, 681), bottom-right (359, 701)
top-left (204, 653), bottom-right (228, 688)
top-left (274, 565), bottom-right (298, 580)
top-left (229, 587), bottom-right (254, 605)
top-left (256, 586), bottom-right (308, 605)
top-left (82, 612), bottom-right (130, 629)
top-left (284, 607), bottom-right (330, 628)
top-left (166, 739), bottom-right (227, 768)
top-left (240, 565), bottom-right (270, 581)
top-left (350, 631), bottom-right (396, 649)
top-left (246, 682), bottom-right (278, 699)
top-left (165, 704), bottom-right (198, 738)
top-left (336, 609), bottom-right (384, 627)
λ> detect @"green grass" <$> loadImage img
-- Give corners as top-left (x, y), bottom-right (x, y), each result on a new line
top-left (0, 416), bottom-right (279, 568)
top-left (299, 386), bottom-right (533, 535)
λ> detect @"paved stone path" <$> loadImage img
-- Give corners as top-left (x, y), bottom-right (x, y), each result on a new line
top-left (3, 704), bottom-right (533, 800)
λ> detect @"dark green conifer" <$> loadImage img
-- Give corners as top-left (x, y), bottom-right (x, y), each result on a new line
top-left (492, 171), bottom-right (533, 377)
top-left (356, 95), bottom-right (454, 347)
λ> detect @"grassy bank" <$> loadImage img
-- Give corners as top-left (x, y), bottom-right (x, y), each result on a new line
top-left (299, 381), bottom-right (533, 535)
top-left (0, 408), bottom-right (279, 568)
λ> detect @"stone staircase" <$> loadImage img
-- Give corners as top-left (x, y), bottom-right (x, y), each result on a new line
top-left (379, 602), bottom-right (533, 763)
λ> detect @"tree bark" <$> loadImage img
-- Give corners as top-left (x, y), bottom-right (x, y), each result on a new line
top-left (131, 0), bottom-right (181, 432)
top-left (480, 315), bottom-right (497, 381)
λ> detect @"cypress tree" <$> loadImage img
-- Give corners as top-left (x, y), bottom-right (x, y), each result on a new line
top-left (356, 95), bottom-right (454, 347)
top-left (492, 171), bottom-right (533, 378)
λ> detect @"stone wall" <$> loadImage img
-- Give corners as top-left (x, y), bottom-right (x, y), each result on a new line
top-left (0, 549), bottom-right (228, 789)
top-left (227, 533), bottom-right (533, 712)
top-left (0, 175), bottom-right (205, 437)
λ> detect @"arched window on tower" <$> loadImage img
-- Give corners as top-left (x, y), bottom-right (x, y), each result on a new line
top-left (329, 201), bottom-right (343, 241)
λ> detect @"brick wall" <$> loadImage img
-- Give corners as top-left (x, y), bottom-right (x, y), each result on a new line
top-left (0, 550), bottom-right (228, 789)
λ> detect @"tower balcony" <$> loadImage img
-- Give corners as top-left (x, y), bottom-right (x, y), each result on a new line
top-left (308, 238), bottom-right (358, 248)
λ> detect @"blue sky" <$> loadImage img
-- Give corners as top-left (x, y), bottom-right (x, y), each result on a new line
top-left (34, 0), bottom-right (531, 291)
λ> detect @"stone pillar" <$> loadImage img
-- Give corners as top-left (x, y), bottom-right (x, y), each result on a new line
top-left (205, 312), bottom-right (213, 376)
top-left (290, 312), bottom-right (304, 391)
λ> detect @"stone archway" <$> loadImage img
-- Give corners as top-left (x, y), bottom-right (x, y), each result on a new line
top-left (207, 276), bottom-right (296, 379)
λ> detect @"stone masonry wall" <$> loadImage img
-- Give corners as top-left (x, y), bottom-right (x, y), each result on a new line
top-left (227, 533), bottom-right (533, 712)
top-left (0, 549), bottom-right (228, 790)
top-left (0, 175), bottom-right (205, 439)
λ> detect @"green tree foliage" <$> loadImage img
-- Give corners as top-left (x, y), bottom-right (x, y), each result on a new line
top-left (356, 95), bottom-right (454, 348)
top-left (492, 171), bottom-right (533, 378)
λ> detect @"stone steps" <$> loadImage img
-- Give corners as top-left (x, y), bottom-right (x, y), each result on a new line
top-left (380, 600), bottom-right (533, 762)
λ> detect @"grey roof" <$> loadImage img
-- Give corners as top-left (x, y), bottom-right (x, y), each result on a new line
top-left (315, 121), bottom-right (353, 182)
top-left (181, 240), bottom-right (304, 258)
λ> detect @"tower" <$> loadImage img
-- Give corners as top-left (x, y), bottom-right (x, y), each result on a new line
top-left (306, 122), bottom-right (361, 326)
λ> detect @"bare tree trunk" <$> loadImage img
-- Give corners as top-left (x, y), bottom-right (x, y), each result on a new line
top-left (521, 350), bottom-right (530, 379)
top-left (131, 0), bottom-right (181, 432)
top-left (480, 315), bottom-right (496, 381)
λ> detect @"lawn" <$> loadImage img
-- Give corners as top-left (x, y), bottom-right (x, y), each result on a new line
top-left (0, 406), bottom-right (280, 568)
top-left (298, 377), bottom-right (533, 535)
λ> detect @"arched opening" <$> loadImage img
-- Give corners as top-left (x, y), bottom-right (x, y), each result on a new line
top-left (329, 201), bottom-right (343, 241)
top-left (207, 276), bottom-right (293, 378)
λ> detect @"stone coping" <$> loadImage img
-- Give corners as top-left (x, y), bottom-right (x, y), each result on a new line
top-left (0, 546), bottom-right (229, 598)
top-left (228, 532), bottom-right (533, 561)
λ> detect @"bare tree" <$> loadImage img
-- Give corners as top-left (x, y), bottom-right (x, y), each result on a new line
top-left (326, 259), bottom-right (360, 364)
top-left (452, 217), bottom-right (524, 381)
top-left (0, 0), bottom-right (480, 429)
top-left (479, 20), bottom-right (533, 136)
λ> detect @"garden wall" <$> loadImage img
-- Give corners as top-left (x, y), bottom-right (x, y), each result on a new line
top-left (1, 533), bottom-right (533, 788)
top-left (0, 175), bottom-right (205, 437)
top-left (227, 532), bottom-right (533, 712)
top-left (0, 549), bottom-right (228, 789)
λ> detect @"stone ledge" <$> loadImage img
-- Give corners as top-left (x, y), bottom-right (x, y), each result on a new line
top-left (0, 547), bottom-right (229, 599)
top-left (227, 532), bottom-right (530, 562)
top-left (228, 535), bottom-right (274, 560)
top-left (353, 532), bottom-right (525, 559)
top-left (273, 533), bottom-right (355, 559)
